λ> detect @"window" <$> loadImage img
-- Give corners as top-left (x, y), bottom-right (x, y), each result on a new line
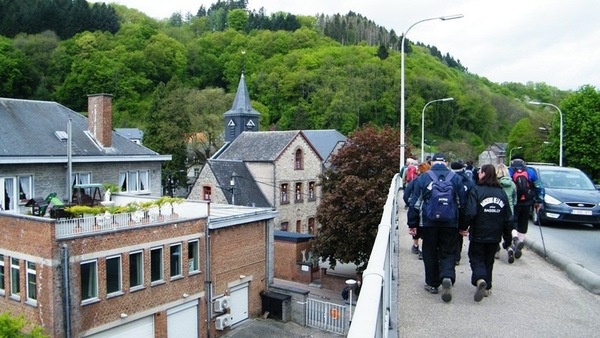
top-left (295, 182), bottom-right (303, 202)
top-left (170, 244), bottom-right (182, 278)
top-left (308, 218), bottom-right (316, 234)
top-left (106, 255), bottom-right (122, 295)
top-left (280, 222), bottom-right (289, 231)
top-left (150, 247), bottom-right (164, 283)
top-left (18, 175), bottom-right (33, 203)
top-left (1, 177), bottom-right (17, 212)
top-left (188, 240), bottom-right (199, 273)
top-left (203, 186), bottom-right (212, 201)
top-left (0, 254), bottom-right (5, 295)
top-left (308, 182), bottom-right (316, 201)
top-left (295, 149), bottom-right (303, 170)
top-left (80, 260), bottom-right (98, 302)
top-left (194, 168), bottom-right (200, 177)
top-left (296, 220), bottom-right (302, 233)
top-left (129, 251), bottom-right (144, 289)
top-left (26, 261), bottom-right (36, 303)
top-left (119, 170), bottom-right (150, 193)
top-left (10, 258), bottom-right (20, 299)
top-left (72, 172), bottom-right (92, 195)
top-left (280, 184), bottom-right (289, 204)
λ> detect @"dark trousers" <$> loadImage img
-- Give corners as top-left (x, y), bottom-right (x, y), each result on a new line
top-left (468, 241), bottom-right (497, 289)
top-left (514, 204), bottom-right (531, 234)
top-left (420, 226), bottom-right (459, 287)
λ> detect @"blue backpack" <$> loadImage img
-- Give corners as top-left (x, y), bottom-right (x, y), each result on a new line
top-left (424, 171), bottom-right (457, 222)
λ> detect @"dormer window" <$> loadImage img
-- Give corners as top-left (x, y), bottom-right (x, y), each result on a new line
top-left (295, 149), bottom-right (303, 170)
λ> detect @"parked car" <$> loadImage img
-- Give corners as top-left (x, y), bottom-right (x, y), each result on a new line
top-left (528, 164), bottom-right (600, 228)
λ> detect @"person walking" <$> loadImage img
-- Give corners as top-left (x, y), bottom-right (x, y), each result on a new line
top-left (407, 153), bottom-right (466, 303)
top-left (403, 162), bottom-right (431, 260)
top-left (495, 163), bottom-right (520, 262)
top-left (460, 164), bottom-right (514, 302)
top-left (451, 161), bottom-right (475, 266)
top-left (508, 155), bottom-right (544, 260)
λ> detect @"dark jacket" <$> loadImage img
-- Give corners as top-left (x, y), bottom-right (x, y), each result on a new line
top-left (407, 163), bottom-right (467, 228)
top-left (464, 185), bottom-right (513, 243)
top-left (455, 169), bottom-right (476, 229)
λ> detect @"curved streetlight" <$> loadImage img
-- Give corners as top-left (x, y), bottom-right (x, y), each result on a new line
top-left (400, 14), bottom-right (464, 183)
top-left (508, 146), bottom-right (523, 165)
top-left (421, 98), bottom-right (454, 162)
top-left (529, 101), bottom-right (563, 166)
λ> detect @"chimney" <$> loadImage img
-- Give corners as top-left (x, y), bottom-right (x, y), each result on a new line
top-left (87, 94), bottom-right (113, 147)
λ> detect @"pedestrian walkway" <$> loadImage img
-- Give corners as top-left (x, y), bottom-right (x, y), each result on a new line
top-left (396, 208), bottom-right (600, 337)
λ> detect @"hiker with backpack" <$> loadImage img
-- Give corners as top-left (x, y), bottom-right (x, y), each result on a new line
top-left (407, 153), bottom-right (466, 303)
top-left (508, 154), bottom-right (544, 260)
top-left (460, 164), bottom-right (514, 302)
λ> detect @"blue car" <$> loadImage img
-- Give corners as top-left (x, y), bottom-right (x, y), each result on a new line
top-left (529, 165), bottom-right (600, 228)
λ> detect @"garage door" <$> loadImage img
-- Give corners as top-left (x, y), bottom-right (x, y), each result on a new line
top-left (167, 301), bottom-right (199, 338)
top-left (86, 316), bottom-right (154, 338)
top-left (229, 283), bottom-right (249, 325)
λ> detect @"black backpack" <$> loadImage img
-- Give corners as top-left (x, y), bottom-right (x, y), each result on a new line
top-left (424, 171), bottom-right (458, 222)
top-left (511, 166), bottom-right (534, 202)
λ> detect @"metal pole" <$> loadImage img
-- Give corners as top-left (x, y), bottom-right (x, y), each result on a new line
top-left (421, 98), bottom-right (453, 162)
top-left (400, 14), bottom-right (463, 180)
top-left (528, 101), bottom-right (564, 166)
top-left (508, 146), bottom-right (522, 165)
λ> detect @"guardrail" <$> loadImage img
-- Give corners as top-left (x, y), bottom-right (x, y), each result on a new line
top-left (347, 174), bottom-right (399, 337)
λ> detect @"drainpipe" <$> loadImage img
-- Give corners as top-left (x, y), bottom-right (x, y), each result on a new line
top-left (204, 216), bottom-right (212, 338)
top-left (67, 120), bottom-right (72, 204)
top-left (62, 244), bottom-right (71, 338)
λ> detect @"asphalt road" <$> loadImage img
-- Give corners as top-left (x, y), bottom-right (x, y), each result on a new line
top-left (526, 220), bottom-right (600, 277)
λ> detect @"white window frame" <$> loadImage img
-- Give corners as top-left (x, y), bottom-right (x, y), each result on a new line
top-left (26, 261), bottom-right (37, 305)
top-left (106, 255), bottom-right (122, 296)
top-left (170, 243), bottom-right (182, 279)
top-left (119, 170), bottom-right (150, 193)
top-left (72, 172), bottom-right (92, 196)
top-left (0, 254), bottom-right (5, 295)
top-left (10, 257), bottom-right (20, 300)
top-left (129, 250), bottom-right (144, 291)
top-left (150, 246), bottom-right (164, 285)
top-left (18, 175), bottom-right (33, 204)
top-left (188, 240), bottom-right (200, 274)
top-left (81, 259), bottom-right (98, 303)
top-left (1, 177), bottom-right (17, 212)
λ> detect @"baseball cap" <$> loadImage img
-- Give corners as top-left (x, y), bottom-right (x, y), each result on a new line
top-left (510, 154), bottom-right (525, 161)
top-left (431, 153), bottom-right (446, 162)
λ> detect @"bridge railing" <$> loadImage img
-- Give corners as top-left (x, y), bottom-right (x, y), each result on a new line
top-left (347, 174), bottom-right (399, 338)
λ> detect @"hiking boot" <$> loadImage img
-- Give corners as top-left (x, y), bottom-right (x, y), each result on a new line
top-left (474, 279), bottom-right (487, 302)
top-left (513, 236), bottom-right (524, 259)
top-left (411, 245), bottom-right (420, 254)
top-left (424, 285), bottom-right (438, 294)
top-left (441, 278), bottom-right (452, 302)
top-left (418, 251), bottom-right (423, 260)
top-left (507, 246), bottom-right (515, 264)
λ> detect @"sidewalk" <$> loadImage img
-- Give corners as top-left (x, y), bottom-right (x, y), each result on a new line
top-left (396, 209), bottom-right (600, 337)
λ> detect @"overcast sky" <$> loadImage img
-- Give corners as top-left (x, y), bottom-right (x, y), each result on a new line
top-left (112, 0), bottom-right (600, 91)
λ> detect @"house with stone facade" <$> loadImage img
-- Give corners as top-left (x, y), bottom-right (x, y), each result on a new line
top-left (188, 74), bottom-right (346, 235)
top-left (0, 94), bottom-right (170, 213)
top-left (0, 193), bottom-right (278, 337)
top-left (477, 142), bottom-right (507, 167)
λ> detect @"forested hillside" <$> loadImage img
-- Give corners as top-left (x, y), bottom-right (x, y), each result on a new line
top-left (4, 0), bottom-right (598, 181)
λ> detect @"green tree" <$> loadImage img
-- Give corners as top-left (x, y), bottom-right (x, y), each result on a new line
top-left (548, 85), bottom-right (600, 181)
top-left (0, 311), bottom-right (48, 337)
top-left (227, 9), bottom-right (248, 32)
top-left (312, 125), bottom-right (400, 271)
top-left (507, 118), bottom-right (544, 163)
top-left (0, 36), bottom-right (36, 98)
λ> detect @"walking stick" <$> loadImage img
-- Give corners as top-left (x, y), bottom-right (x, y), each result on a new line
top-left (536, 208), bottom-right (548, 259)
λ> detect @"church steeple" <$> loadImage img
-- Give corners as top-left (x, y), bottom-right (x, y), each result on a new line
top-left (223, 73), bottom-right (261, 142)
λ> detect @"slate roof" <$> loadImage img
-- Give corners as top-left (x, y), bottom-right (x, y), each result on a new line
top-left (216, 131), bottom-right (301, 162)
top-left (208, 159), bottom-right (271, 207)
top-left (115, 128), bottom-right (144, 141)
top-left (302, 129), bottom-right (347, 161)
top-left (0, 98), bottom-right (166, 162)
top-left (223, 73), bottom-right (260, 118)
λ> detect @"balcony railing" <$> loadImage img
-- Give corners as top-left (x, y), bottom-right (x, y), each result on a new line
top-left (55, 202), bottom-right (208, 239)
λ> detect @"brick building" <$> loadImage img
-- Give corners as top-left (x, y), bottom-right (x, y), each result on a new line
top-left (0, 195), bottom-right (277, 337)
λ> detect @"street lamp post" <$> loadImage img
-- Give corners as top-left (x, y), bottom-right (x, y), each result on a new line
top-left (345, 279), bottom-right (357, 326)
top-left (508, 146), bottom-right (523, 165)
top-left (421, 98), bottom-right (453, 162)
top-left (529, 101), bottom-right (563, 166)
top-left (400, 14), bottom-right (463, 182)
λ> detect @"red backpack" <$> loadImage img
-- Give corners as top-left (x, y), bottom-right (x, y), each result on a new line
top-left (406, 166), bottom-right (418, 183)
top-left (511, 166), bottom-right (533, 201)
